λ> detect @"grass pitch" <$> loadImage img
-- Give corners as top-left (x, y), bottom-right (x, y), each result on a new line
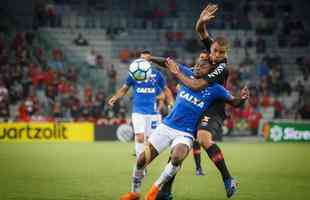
top-left (0, 141), bottom-right (309, 200)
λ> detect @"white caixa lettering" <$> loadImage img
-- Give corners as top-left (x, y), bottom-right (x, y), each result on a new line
top-left (179, 91), bottom-right (204, 108)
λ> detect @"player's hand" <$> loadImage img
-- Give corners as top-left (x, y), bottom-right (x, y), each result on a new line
top-left (165, 57), bottom-right (180, 75)
top-left (108, 96), bottom-right (117, 107)
top-left (199, 4), bottom-right (218, 23)
top-left (240, 86), bottom-right (249, 100)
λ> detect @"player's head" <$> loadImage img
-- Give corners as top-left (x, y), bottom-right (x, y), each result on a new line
top-left (198, 50), bottom-right (210, 62)
top-left (193, 59), bottom-right (213, 78)
top-left (210, 36), bottom-right (229, 63)
top-left (193, 50), bottom-right (212, 78)
top-left (140, 50), bottom-right (152, 61)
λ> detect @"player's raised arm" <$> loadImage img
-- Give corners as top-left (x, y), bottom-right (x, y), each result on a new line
top-left (108, 84), bottom-right (129, 107)
top-left (196, 4), bottom-right (217, 42)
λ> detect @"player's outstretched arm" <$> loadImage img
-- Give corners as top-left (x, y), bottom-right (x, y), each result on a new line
top-left (108, 85), bottom-right (129, 107)
top-left (165, 58), bottom-right (208, 90)
top-left (149, 56), bottom-right (168, 68)
top-left (196, 4), bottom-right (218, 40)
top-left (226, 86), bottom-right (249, 107)
top-left (175, 72), bottom-right (208, 90)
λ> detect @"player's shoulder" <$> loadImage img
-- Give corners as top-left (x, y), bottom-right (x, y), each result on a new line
top-left (126, 73), bottom-right (134, 82)
top-left (151, 67), bottom-right (165, 79)
top-left (178, 63), bottom-right (193, 75)
top-left (151, 67), bottom-right (162, 75)
top-left (216, 61), bottom-right (227, 69)
top-left (179, 63), bottom-right (191, 69)
top-left (208, 82), bottom-right (225, 91)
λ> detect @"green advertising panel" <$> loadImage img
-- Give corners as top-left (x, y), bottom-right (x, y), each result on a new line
top-left (260, 120), bottom-right (310, 142)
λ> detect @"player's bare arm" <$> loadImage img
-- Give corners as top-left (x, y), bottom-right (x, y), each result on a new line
top-left (164, 86), bottom-right (174, 108)
top-left (149, 56), bottom-right (167, 68)
top-left (147, 57), bottom-right (175, 106)
top-left (226, 86), bottom-right (249, 107)
top-left (157, 91), bottom-right (165, 113)
top-left (196, 4), bottom-right (218, 40)
top-left (176, 73), bottom-right (207, 90)
top-left (165, 57), bottom-right (209, 90)
top-left (108, 84), bottom-right (129, 107)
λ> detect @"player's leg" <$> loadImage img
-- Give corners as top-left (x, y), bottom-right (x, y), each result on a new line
top-left (197, 120), bottom-right (237, 198)
top-left (197, 129), bottom-right (232, 180)
top-left (135, 133), bottom-right (144, 156)
top-left (146, 134), bottom-right (193, 200)
top-left (192, 139), bottom-right (204, 176)
top-left (146, 114), bottom-right (162, 139)
top-left (155, 154), bottom-right (175, 200)
top-left (156, 138), bottom-right (196, 200)
top-left (120, 124), bottom-right (172, 200)
top-left (120, 143), bottom-right (159, 200)
top-left (143, 114), bottom-right (161, 175)
top-left (132, 113), bottom-right (147, 158)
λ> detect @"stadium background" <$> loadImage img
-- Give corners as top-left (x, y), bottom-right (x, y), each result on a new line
top-left (0, 0), bottom-right (310, 199)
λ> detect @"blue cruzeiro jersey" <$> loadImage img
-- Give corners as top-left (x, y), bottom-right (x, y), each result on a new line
top-left (126, 68), bottom-right (166, 115)
top-left (163, 64), bottom-right (232, 136)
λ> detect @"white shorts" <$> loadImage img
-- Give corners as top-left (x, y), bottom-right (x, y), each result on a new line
top-left (131, 113), bottom-right (162, 138)
top-left (148, 123), bottom-right (194, 154)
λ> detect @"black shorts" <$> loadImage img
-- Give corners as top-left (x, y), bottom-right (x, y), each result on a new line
top-left (197, 115), bottom-right (224, 140)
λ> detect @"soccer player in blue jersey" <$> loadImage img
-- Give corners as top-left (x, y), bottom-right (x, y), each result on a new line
top-left (108, 51), bottom-right (173, 160)
top-left (156, 4), bottom-right (246, 199)
top-left (119, 57), bottom-right (248, 200)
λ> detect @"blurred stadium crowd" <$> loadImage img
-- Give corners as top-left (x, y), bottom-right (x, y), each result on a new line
top-left (1, 0), bottom-right (310, 135)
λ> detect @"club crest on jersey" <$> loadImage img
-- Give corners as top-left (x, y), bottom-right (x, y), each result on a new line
top-left (136, 87), bottom-right (155, 93)
top-left (147, 73), bottom-right (157, 83)
top-left (201, 90), bottom-right (211, 97)
top-left (179, 91), bottom-right (204, 108)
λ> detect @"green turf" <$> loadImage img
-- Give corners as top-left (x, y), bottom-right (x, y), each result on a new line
top-left (0, 142), bottom-right (309, 200)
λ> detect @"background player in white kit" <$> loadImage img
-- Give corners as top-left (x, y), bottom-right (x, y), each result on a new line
top-left (108, 51), bottom-right (173, 159)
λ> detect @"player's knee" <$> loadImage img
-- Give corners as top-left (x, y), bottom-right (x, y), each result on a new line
top-left (170, 155), bottom-right (183, 166)
top-left (170, 144), bottom-right (189, 165)
top-left (197, 130), bottom-right (214, 149)
top-left (137, 144), bottom-right (158, 169)
top-left (135, 133), bottom-right (144, 143)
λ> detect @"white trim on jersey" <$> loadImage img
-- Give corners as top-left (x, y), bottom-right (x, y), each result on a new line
top-left (207, 63), bottom-right (226, 78)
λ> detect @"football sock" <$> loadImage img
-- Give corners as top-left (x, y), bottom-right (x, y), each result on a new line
top-left (154, 162), bottom-right (180, 188)
top-left (160, 174), bottom-right (176, 193)
top-left (193, 141), bottom-right (202, 170)
top-left (206, 143), bottom-right (231, 181)
top-left (131, 166), bottom-right (145, 193)
top-left (159, 156), bottom-right (175, 193)
top-left (135, 142), bottom-right (144, 159)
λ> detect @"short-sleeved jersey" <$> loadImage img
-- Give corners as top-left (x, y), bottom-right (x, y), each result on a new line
top-left (201, 37), bottom-right (229, 122)
top-left (125, 68), bottom-right (166, 115)
top-left (163, 64), bottom-right (231, 136)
